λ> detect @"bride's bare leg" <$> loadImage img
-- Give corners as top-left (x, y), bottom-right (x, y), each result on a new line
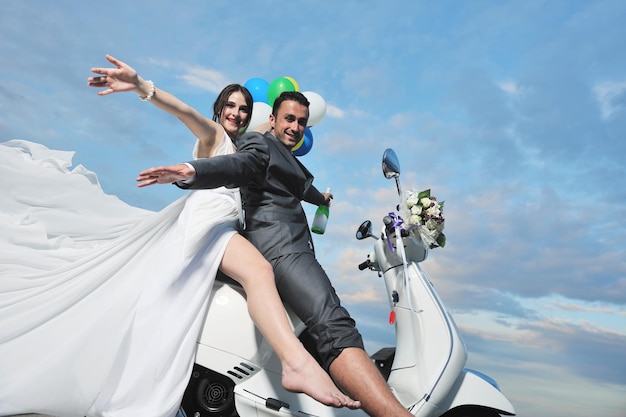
top-left (220, 234), bottom-right (360, 409)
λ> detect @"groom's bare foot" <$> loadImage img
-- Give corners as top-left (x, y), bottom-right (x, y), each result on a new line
top-left (281, 354), bottom-right (361, 409)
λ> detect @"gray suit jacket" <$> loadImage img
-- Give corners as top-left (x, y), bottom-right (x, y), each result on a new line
top-left (180, 131), bottom-right (327, 261)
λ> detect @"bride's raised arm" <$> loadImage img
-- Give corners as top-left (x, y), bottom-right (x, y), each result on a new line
top-left (88, 55), bottom-right (222, 157)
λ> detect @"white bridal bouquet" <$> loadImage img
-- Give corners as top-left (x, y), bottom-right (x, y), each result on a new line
top-left (403, 188), bottom-right (446, 249)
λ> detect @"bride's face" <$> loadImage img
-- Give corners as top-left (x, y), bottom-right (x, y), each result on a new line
top-left (219, 91), bottom-right (251, 136)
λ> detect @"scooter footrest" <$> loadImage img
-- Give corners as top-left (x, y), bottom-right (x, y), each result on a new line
top-left (266, 397), bottom-right (290, 411)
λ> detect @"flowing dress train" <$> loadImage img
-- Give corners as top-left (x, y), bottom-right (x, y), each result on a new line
top-left (0, 137), bottom-right (239, 417)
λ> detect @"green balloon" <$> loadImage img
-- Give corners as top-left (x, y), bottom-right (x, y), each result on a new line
top-left (267, 77), bottom-right (296, 106)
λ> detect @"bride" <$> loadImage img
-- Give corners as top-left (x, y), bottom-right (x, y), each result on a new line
top-left (0, 55), bottom-right (358, 416)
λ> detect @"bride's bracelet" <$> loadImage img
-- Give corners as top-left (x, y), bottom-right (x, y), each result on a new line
top-left (139, 80), bottom-right (155, 102)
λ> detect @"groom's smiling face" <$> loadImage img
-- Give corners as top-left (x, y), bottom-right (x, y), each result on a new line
top-left (270, 100), bottom-right (309, 149)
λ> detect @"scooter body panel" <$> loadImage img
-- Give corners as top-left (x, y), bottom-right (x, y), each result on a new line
top-left (381, 256), bottom-right (468, 414)
top-left (197, 280), bottom-right (272, 368)
top-left (196, 280), bottom-right (305, 373)
top-left (442, 370), bottom-right (516, 416)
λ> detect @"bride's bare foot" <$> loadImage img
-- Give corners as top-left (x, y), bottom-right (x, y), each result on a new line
top-left (281, 354), bottom-right (361, 409)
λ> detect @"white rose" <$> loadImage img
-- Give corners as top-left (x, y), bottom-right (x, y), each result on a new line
top-left (406, 194), bottom-right (419, 208)
top-left (423, 221), bottom-right (441, 239)
top-left (425, 219), bottom-right (439, 231)
top-left (420, 197), bottom-right (432, 207)
top-left (409, 214), bottom-right (422, 225)
top-left (426, 205), bottom-right (441, 217)
top-left (411, 205), bottom-right (422, 215)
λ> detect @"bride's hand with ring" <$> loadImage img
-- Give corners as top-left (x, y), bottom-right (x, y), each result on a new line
top-left (88, 54), bottom-right (148, 96)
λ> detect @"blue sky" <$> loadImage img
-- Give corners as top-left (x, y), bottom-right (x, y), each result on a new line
top-left (1, 1), bottom-right (625, 416)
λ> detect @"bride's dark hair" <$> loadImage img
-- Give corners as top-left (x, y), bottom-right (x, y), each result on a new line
top-left (212, 84), bottom-right (254, 133)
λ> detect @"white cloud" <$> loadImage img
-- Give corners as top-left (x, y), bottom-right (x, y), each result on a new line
top-left (325, 104), bottom-right (345, 119)
top-left (142, 57), bottom-right (230, 94)
top-left (593, 80), bottom-right (626, 119)
top-left (178, 66), bottom-right (230, 94)
top-left (340, 284), bottom-right (384, 303)
top-left (551, 300), bottom-right (626, 316)
top-left (498, 80), bottom-right (521, 95)
top-left (146, 57), bottom-right (174, 69)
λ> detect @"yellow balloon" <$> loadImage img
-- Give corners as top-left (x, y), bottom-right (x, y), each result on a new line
top-left (284, 76), bottom-right (300, 92)
top-left (291, 135), bottom-right (305, 151)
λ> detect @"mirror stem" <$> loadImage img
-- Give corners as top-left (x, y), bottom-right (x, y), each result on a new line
top-left (395, 177), bottom-right (402, 199)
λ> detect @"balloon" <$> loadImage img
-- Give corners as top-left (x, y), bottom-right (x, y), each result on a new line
top-left (247, 101), bottom-right (272, 131)
top-left (293, 127), bottom-right (313, 157)
top-left (244, 78), bottom-right (269, 104)
top-left (302, 91), bottom-right (326, 126)
top-left (291, 136), bottom-right (304, 152)
top-left (267, 77), bottom-right (296, 106)
top-left (284, 76), bottom-right (300, 92)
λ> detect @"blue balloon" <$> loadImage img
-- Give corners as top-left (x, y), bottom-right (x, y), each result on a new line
top-left (244, 78), bottom-right (269, 104)
top-left (293, 128), bottom-right (313, 157)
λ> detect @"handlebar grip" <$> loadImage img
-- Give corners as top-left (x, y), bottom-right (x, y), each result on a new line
top-left (358, 260), bottom-right (370, 270)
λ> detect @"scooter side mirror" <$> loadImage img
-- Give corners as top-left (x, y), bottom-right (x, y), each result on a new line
top-left (382, 148), bottom-right (403, 197)
top-left (382, 148), bottom-right (401, 179)
top-left (356, 220), bottom-right (377, 240)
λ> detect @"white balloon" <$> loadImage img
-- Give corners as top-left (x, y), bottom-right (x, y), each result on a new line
top-left (247, 102), bottom-right (272, 131)
top-left (302, 91), bottom-right (326, 126)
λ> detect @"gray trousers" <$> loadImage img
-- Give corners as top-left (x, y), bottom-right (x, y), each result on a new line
top-left (270, 252), bottom-right (364, 370)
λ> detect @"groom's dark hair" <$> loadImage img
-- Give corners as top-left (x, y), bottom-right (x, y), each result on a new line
top-left (272, 91), bottom-right (309, 116)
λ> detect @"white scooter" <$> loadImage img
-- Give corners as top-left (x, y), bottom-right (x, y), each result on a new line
top-left (179, 149), bottom-right (516, 417)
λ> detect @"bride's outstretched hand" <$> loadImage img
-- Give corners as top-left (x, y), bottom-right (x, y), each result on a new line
top-left (88, 54), bottom-right (141, 95)
top-left (136, 164), bottom-right (196, 187)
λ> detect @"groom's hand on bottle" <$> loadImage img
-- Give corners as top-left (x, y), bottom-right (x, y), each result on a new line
top-left (321, 191), bottom-right (333, 206)
top-left (136, 164), bottom-right (195, 187)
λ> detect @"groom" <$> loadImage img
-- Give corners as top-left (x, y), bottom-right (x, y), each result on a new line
top-left (137, 91), bottom-right (411, 417)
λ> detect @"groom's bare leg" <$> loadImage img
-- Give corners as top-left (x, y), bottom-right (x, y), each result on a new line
top-left (330, 347), bottom-right (412, 417)
top-left (220, 234), bottom-right (360, 409)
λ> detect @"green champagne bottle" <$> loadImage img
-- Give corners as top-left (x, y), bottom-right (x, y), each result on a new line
top-left (311, 187), bottom-right (331, 234)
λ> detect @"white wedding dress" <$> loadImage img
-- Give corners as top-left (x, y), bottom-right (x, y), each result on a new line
top-left (0, 135), bottom-right (240, 417)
